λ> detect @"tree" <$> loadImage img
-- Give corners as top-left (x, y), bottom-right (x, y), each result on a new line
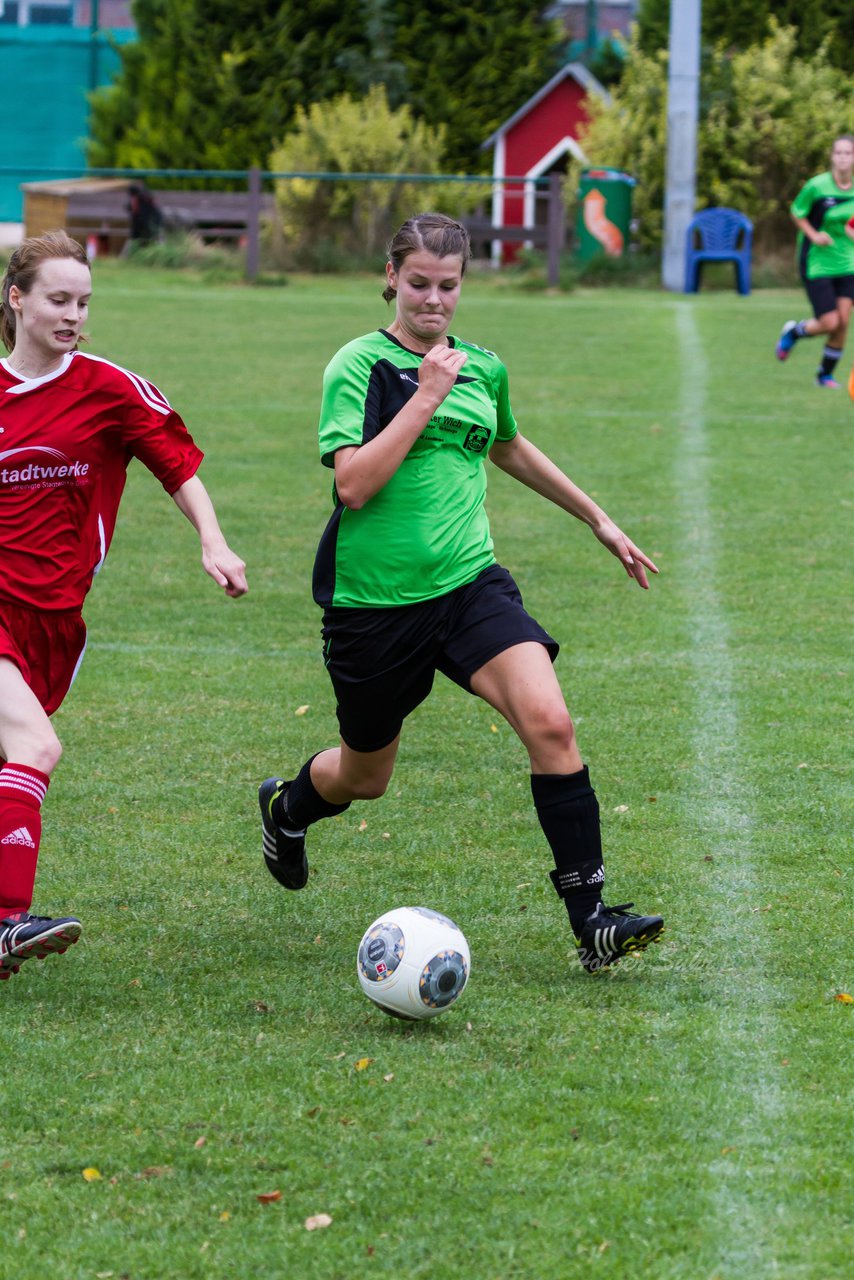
top-left (88, 0), bottom-right (565, 175)
top-left (577, 22), bottom-right (854, 251)
top-left (270, 85), bottom-right (459, 263)
top-left (636, 0), bottom-right (854, 71)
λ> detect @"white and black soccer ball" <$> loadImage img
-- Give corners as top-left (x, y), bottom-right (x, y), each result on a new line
top-left (357, 906), bottom-right (470, 1021)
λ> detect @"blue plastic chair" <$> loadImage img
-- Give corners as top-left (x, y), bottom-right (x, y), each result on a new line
top-left (684, 207), bottom-right (753, 295)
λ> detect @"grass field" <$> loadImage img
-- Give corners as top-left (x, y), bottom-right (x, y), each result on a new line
top-left (2, 265), bottom-right (852, 1280)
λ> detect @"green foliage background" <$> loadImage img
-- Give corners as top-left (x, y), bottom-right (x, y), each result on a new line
top-left (88, 0), bottom-right (564, 174)
top-left (637, 0), bottom-right (854, 68)
top-left (269, 85), bottom-right (466, 265)
top-left (576, 23), bottom-right (854, 252)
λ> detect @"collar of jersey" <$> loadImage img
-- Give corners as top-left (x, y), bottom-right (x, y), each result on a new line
top-left (379, 328), bottom-right (457, 355)
top-left (2, 352), bottom-right (76, 394)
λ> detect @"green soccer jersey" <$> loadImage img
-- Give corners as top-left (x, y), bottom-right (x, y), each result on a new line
top-left (313, 329), bottom-right (517, 608)
top-left (791, 172), bottom-right (854, 279)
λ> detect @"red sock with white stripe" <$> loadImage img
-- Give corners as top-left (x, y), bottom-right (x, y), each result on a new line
top-left (0, 763), bottom-right (49, 921)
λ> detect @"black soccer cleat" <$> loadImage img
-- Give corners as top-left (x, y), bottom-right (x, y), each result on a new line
top-left (0, 911), bottom-right (82, 978)
top-left (573, 902), bottom-right (664, 973)
top-left (258, 777), bottom-right (309, 890)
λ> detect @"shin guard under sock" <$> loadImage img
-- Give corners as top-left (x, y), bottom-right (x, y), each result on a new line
top-left (277, 754), bottom-right (351, 829)
top-left (818, 345), bottom-right (843, 379)
top-left (531, 766), bottom-right (604, 933)
top-left (0, 764), bottom-right (49, 920)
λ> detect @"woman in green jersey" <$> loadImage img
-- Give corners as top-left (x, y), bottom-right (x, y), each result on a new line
top-left (776, 134), bottom-right (854, 388)
top-left (260, 213), bottom-right (664, 974)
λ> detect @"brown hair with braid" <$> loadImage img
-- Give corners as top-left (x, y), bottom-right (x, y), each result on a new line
top-left (382, 213), bottom-right (471, 303)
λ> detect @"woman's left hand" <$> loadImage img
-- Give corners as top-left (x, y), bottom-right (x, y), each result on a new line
top-left (591, 519), bottom-right (658, 589)
top-left (202, 543), bottom-right (248, 597)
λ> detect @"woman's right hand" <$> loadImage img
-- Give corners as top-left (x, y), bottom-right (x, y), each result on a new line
top-left (811, 231), bottom-right (833, 247)
top-left (418, 344), bottom-right (468, 405)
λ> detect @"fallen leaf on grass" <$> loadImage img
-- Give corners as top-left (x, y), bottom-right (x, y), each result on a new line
top-left (295, 705), bottom-right (310, 716)
top-left (305, 1213), bottom-right (332, 1231)
top-left (354, 1057), bottom-right (373, 1071)
top-left (194, 1136), bottom-right (206, 1149)
top-left (834, 992), bottom-right (853, 1004)
top-left (82, 1167), bottom-right (101, 1182)
top-left (383, 1073), bottom-right (394, 1083)
top-left (136, 1166), bottom-right (173, 1180)
top-left (256, 1190), bottom-right (282, 1204)
top-left (490, 724), bottom-right (498, 733)
top-left (613, 804), bottom-right (629, 814)
top-left (219, 1211), bottom-right (231, 1222)
top-left (358, 819), bottom-right (368, 832)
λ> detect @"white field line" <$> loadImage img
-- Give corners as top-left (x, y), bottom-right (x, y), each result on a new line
top-left (673, 301), bottom-right (783, 1274)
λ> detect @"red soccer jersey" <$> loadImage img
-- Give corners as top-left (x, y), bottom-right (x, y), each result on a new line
top-left (0, 351), bottom-right (203, 611)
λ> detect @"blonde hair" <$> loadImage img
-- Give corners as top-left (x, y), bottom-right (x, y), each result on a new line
top-left (383, 213), bottom-right (471, 303)
top-left (1, 230), bottom-right (90, 352)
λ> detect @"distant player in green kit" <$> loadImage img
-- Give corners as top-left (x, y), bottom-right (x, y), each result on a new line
top-left (259, 213), bottom-right (664, 974)
top-left (776, 135), bottom-right (854, 388)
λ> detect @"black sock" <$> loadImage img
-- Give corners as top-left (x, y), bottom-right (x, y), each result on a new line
top-left (531, 766), bottom-right (604, 933)
top-left (274, 755), bottom-right (351, 828)
top-left (794, 320), bottom-right (811, 338)
top-left (818, 345), bottom-right (843, 378)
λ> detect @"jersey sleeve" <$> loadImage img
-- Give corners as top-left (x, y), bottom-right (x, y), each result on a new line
top-left (493, 358), bottom-right (517, 442)
top-left (115, 371), bottom-right (204, 493)
top-left (790, 176), bottom-right (819, 220)
top-left (318, 340), bottom-right (375, 468)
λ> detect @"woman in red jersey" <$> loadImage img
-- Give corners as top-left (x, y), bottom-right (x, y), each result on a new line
top-left (0, 230), bottom-right (247, 980)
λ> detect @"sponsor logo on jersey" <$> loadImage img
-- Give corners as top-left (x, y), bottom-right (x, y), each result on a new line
top-left (463, 424), bottom-right (490, 453)
top-left (0, 446), bottom-right (90, 488)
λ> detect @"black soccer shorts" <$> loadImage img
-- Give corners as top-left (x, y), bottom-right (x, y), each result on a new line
top-left (320, 563), bottom-right (559, 753)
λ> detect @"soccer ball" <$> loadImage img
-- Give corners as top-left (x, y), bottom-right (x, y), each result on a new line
top-left (357, 906), bottom-right (470, 1021)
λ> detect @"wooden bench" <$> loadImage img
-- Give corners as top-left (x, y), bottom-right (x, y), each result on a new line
top-left (68, 191), bottom-right (276, 246)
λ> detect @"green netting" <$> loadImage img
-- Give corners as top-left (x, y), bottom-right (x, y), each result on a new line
top-left (0, 27), bottom-right (134, 221)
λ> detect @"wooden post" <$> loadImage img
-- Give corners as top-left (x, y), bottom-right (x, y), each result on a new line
top-left (245, 166), bottom-right (262, 281)
top-left (546, 172), bottom-right (565, 287)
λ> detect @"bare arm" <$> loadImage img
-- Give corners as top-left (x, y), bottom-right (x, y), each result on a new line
top-left (171, 474), bottom-right (248, 597)
top-left (489, 431), bottom-right (658, 589)
top-left (792, 213), bottom-right (833, 248)
top-left (334, 344), bottom-right (467, 508)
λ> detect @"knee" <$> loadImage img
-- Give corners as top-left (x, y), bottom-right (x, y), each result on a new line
top-left (530, 705), bottom-right (576, 754)
top-left (822, 309), bottom-right (841, 332)
top-left (18, 729), bottom-right (62, 777)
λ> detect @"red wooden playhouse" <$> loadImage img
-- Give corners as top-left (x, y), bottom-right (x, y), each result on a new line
top-left (481, 62), bottom-right (610, 260)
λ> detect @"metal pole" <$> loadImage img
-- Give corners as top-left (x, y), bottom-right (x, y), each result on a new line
top-left (245, 166), bottom-right (261, 281)
top-left (585, 0), bottom-right (598, 64)
top-left (661, 0), bottom-right (701, 291)
top-left (547, 173), bottom-right (564, 288)
top-left (88, 0), bottom-right (101, 93)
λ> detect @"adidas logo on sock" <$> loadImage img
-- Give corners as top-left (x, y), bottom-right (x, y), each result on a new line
top-left (1, 827), bottom-right (35, 848)
top-left (586, 866), bottom-right (605, 886)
